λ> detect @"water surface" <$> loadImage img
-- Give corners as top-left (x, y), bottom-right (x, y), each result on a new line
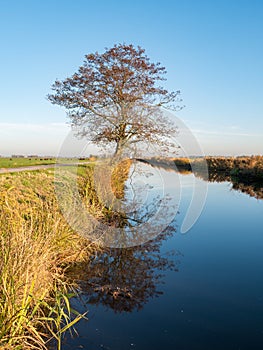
top-left (63, 167), bottom-right (263, 350)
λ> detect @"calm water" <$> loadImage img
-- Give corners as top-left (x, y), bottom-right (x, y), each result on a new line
top-left (62, 167), bottom-right (263, 350)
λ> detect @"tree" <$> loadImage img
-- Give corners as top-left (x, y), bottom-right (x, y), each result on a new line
top-left (48, 44), bottom-right (182, 158)
top-left (67, 228), bottom-right (179, 313)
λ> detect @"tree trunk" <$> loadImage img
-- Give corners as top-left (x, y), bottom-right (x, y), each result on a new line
top-left (113, 140), bottom-right (125, 161)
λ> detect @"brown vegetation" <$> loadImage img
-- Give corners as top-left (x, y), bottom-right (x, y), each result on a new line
top-left (205, 155), bottom-right (263, 179)
top-left (0, 170), bottom-right (99, 349)
top-left (143, 156), bottom-right (263, 181)
top-left (48, 44), bottom-right (181, 158)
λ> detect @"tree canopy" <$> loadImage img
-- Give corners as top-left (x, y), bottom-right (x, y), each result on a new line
top-left (48, 44), bottom-right (182, 157)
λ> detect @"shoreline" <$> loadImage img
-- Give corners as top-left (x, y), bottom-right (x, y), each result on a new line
top-left (136, 156), bottom-right (263, 182)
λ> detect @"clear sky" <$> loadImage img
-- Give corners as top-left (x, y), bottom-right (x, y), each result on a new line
top-left (0, 0), bottom-right (262, 156)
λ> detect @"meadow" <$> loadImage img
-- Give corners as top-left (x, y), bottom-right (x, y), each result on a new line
top-left (0, 158), bottom-right (57, 168)
top-left (0, 157), bottom-right (98, 169)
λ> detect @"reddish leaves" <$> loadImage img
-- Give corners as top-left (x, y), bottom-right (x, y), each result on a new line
top-left (48, 43), bottom-right (182, 156)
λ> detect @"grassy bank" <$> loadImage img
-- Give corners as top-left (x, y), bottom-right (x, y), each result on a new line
top-left (0, 160), bottom-right (131, 349)
top-left (205, 155), bottom-right (263, 179)
top-left (144, 156), bottom-right (263, 181)
top-left (0, 168), bottom-right (100, 349)
top-left (77, 159), bottom-right (132, 225)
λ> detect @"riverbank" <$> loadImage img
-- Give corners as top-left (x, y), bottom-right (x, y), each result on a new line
top-left (205, 155), bottom-right (263, 180)
top-left (140, 155), bottom-right (263, 181)
top-left (0, 167), bottom-right (100, 349)
top-left (1, 156), bottom-right (262, 348)
top-left (137, 156), bottom-right (263, 200)
top-left (0, 160), bottom-right (131, 349)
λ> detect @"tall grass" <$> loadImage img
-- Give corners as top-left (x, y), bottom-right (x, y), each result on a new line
top-left (77, 159), bottom-right (132, 224)
top-left (0, 160), bottom-right (131, 349)
top-left (0, 170), bottom-right (98, 349)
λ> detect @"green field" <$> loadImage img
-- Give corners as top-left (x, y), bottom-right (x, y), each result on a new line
top-left (0, 157), bottom-right (57, 168)
top-left (0, 157), bottom-right (94, 168)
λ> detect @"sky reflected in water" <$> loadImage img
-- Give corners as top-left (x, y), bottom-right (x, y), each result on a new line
top-left (62, 169), bottom-right (263, 350)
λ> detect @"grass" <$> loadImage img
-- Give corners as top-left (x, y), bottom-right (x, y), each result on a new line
top-left (0, 157), bottom-right (57, 168)
top-left (0, 159), bottom-right (131, 349)
top-left (205, 155), bottom-right (263, 180)
top-left (0, 157), bottom-right (95, 169)
top-left (146, 155), bottom-right (263, 180)
top-left (75, 159), bottom-right (132, 226)
top-left (0, 168), bottom-right (100, 349)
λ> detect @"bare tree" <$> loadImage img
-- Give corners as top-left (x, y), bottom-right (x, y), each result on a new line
top-left (67, 228), bottom-right (180, 313)
top-left (48, 44), bottom-right (182, 158)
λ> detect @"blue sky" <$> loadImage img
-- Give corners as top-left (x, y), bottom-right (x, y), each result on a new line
top-left (0, 0), bottom-right (262, 156)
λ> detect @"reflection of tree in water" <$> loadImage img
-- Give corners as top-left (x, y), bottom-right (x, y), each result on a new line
top-left (69, 228), bottom-right (181, 313)
top-left (65, 160), bottom-right (181, 313)
top-left (88, 160), bottom-right (179, 247)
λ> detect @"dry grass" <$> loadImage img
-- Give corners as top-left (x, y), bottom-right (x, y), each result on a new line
top-left (205, 155), bottom-right (263, 178)
top-left (77, 159), bottom-right (132, 218)
top-left (0, 170), bottom-right (99, 349)
top-left (0, 160), bottom-right (132, 349)
top-left (145, 156), bottom-right (263, 179)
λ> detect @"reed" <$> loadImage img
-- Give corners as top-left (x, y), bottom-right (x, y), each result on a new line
top-left (0, 159), bottom-right (132, 349)
top-left (0, 170), bottom-right (98, 349)
top-left (78, 159), bottom-right (132, 224)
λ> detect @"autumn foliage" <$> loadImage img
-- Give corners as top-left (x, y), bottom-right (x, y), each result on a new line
top-left (48, 44), bottom-right (182, 157)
